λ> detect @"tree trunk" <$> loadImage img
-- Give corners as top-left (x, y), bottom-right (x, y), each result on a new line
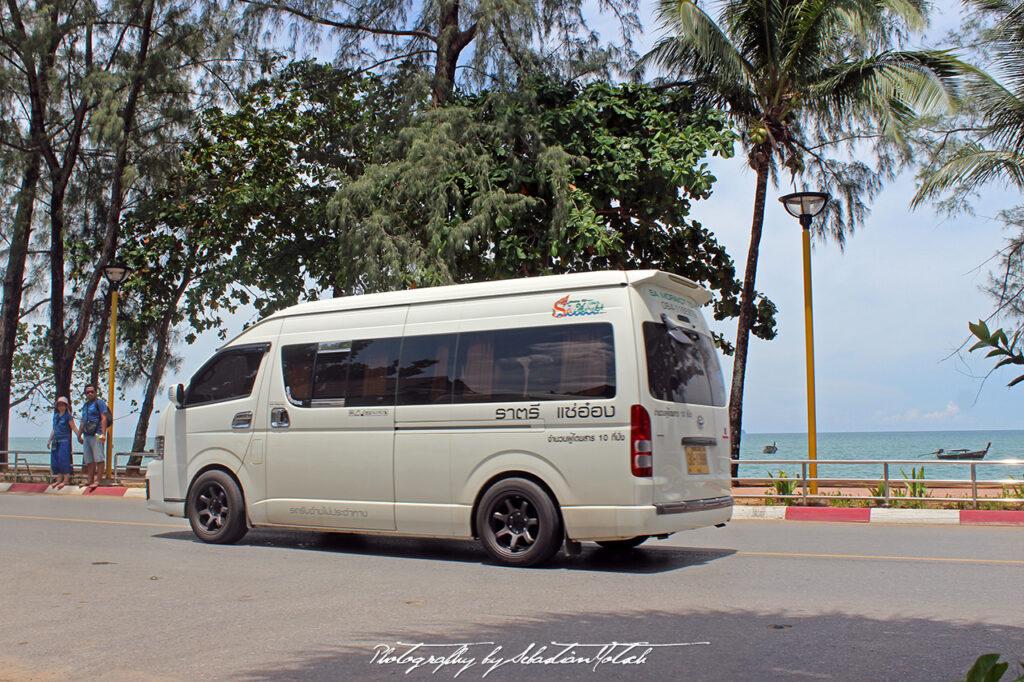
top-left (729, 159), bottom-right (770, 478)
top-left (432, 0), bottom-right (475, 104)
top-left (0, 153), bottom-right (42, 462)
top-left (49, 182), bottom-right (73, 398)
top-left (129, 307), bottom-right (173, 465)
top-left (90, 288), bottom-right (112, 387)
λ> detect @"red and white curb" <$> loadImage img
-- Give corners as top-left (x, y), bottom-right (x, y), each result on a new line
top-left (0, 481), bottom-right (145, 499)
top-left (732, 505), bottom-right (1024, 526)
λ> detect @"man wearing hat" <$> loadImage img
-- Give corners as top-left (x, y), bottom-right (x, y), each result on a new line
top-left (47, 396), bottom-right (80, 489)
top-left (77, 384), bottom-right (110, 488)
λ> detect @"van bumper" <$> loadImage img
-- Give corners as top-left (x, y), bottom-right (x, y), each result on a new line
top-left (145, 460), bottom-right (185, 517)
top-left (561, 496), bottom-right (733, 541)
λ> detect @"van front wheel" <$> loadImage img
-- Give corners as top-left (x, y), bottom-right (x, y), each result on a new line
top-left (188, 470), bottom-right (248, 544)
top-left (476, 478), bottom-right (562, 567)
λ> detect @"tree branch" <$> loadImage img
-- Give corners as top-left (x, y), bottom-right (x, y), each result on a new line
top-left (239, 0), bottom-right (437, 43)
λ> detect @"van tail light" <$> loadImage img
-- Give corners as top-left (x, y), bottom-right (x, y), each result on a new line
top-left (630, 404), bottom-right (652, 477)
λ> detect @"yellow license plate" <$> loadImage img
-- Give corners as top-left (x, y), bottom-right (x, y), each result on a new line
top-left (685, 446), bottom-right (709, 474)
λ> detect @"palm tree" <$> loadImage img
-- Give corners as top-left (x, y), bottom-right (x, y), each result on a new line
top-left (915, 0), bottom-right (1024, 200)
top-left (914, 0), bottom-right (1024, 386)
top-left (642, 0), bottom-right (964, 473)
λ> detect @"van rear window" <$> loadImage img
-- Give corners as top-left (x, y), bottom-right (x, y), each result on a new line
top-left (642, 322), bottom-right (725, 407)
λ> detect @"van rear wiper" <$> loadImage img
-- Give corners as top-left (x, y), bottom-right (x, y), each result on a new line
top-left (660, 313), bottom-right (696, 345)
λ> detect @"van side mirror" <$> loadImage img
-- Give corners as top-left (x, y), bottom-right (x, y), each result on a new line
top-left (169, 383), bottom-right (185, 408)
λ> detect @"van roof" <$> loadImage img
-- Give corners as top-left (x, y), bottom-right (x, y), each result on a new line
top-left (262, 270), bottom-right (712, 323)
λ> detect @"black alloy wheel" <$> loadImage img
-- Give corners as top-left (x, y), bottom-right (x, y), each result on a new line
top-left (476, 478), bottom-right (562, 567)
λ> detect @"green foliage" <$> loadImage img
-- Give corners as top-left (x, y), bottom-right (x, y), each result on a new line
top-left (895, 467), bottom-right (930, 506)
top-left (330, 76), bottom-right (774, 337)
top-left (766, 470), bottom-right (798, 503)
top-left (242, 0), bottom-right (642, 103)
top-left (957, 653), bottom-right (1024, 682)
top-left (968, 319), bottom-right (1024, 387)
top-left (126, 61), bottom-right (405, 329)
top-left (867, 479), bottom-right (888, 504)
top-left (1002, 476), bottom-right (1024, 500)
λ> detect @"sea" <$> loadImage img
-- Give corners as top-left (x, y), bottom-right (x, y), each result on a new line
top-left (4, 430), bottom-right (1024, 483)
top-left (736, 430), bottom-right (1024, 482)
top-left (4, 436), bottom-right (149, 471)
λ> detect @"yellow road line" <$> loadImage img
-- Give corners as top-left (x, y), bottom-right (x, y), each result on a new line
top-left (0, 513), bottom-right (184, 528)
top-left (739, 550), bottom-right (1024, 566)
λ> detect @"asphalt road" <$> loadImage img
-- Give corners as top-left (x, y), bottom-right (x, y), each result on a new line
top-left (1, 493), bottom-right (1022, 681)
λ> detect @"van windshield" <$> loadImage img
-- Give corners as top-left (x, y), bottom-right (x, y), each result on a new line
top-left (642, 321), bottom-right (725, 407)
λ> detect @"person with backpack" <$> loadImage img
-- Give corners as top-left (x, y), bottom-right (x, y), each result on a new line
top-left (78, 383), bottom-right (110, 488)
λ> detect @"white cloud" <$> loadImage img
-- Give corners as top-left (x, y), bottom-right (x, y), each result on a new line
top-left (875, 401), bottom-right (961, 425)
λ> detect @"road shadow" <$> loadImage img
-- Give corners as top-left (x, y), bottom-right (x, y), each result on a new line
top-left (151, 528), bottom-right (735, 574)
top-left (231, 609), bottom-right (1024, 681)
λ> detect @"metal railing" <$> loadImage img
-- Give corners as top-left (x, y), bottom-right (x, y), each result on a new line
top-left (0, 450), bottom-right (51, 481)
top-left (735, 457), bottom-right (1024, 509)
top-left (0, 449), bottom-right (154, 483)
top-left (111, 452), bottom-right (158, 483)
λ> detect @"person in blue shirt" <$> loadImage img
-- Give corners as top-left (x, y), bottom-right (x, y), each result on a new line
top-left (77, 384), bottom-right (110, 488)
top-left (47, 396), bottom-right (80, 489)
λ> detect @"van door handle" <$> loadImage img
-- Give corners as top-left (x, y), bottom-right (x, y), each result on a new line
top-left (271, 407), bottom-right (290, 429)
top-left (681, 437), bottom-right (717, 447)
top-left (231, 411), bottom-right (253, 430)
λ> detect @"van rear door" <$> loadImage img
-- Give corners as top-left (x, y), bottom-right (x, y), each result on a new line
top-left (633, 283), bottom-right (732, 508)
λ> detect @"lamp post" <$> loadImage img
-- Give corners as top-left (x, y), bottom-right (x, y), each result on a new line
top-left (778, 191), bottom-right (830, 496)
top-left (102, 262), bottom-right (131, 480)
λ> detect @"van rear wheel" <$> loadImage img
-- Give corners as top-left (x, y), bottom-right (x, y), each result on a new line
top-left (188, 470), bottom-right (248, 544)
top-left (476, 478), bottom-right (562, 567)
top-left (596, 536), bottom-right (648, 550)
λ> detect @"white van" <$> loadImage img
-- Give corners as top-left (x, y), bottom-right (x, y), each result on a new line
top-left (146, 270), bottom-right (732, 566)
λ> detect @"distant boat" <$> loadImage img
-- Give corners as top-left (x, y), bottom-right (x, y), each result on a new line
top-left (763, 442), bottom-right (778, 454)
top-left (933, 442), bottom-right (991, 460)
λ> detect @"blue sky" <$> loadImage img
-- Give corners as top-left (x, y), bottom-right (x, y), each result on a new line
top-left (13, 0), bottom-right (1022, 438)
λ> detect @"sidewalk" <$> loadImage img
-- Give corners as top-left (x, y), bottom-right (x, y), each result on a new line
top-left (0, 481), bottom-right (145, 498)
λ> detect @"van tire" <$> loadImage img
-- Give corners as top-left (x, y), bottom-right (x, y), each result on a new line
top-left (476, 478), bottom-right (562, 567)
top-left (596, 536), bottom-right (648, 550)
top-left (188, 470), bottom-right (248, 544)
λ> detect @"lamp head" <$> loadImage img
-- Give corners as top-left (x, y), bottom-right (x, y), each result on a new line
top-left (779, 191), bottom-right (830, 221)
top-left (102, 262), bottom-right (132, 285)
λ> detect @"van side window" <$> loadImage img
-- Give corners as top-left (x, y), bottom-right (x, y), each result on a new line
top-left (282, 339), bottom-right (400, 407)
top-left (455, 323), bottom-right (614, 403)
top-left (396, 333), bottom-right (457, 405)
top-left (282, 344), bottom-right (317, 406)
top-left (346, 338), bottom-right (401, 406)
top-left (186, 347), bottom-right (267, 406)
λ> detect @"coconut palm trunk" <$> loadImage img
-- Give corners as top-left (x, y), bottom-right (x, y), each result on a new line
top-left (729, 158), bottom-right (770, 474)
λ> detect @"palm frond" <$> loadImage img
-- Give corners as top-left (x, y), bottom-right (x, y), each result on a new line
top-left (644, 0), bottom-right (753, 90)
top-left (808, 50), bottom-right (966, 140)
top-left (913, 145), bottom-right (1024, 206)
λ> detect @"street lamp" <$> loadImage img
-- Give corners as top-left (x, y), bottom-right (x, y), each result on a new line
top-left (779, 191), bottom-right (830, 496)
top-left (102, 262), bottom-right (132, 480)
